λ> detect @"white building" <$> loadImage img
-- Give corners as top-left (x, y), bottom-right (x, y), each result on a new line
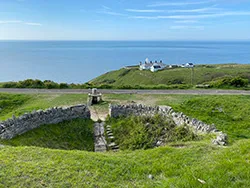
top-left (150, 64), bottom-right (163, 72)
top-left (184, 63), bottom-right (194, 68)
top-left (139, 58), bottom-right (166, 72)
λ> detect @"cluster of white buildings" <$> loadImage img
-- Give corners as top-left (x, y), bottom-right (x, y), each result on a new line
top-left (139, 58), bottom-right (194, 72)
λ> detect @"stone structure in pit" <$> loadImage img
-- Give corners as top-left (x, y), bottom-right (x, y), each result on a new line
top-left (109, 104), bottom-right (228, 146)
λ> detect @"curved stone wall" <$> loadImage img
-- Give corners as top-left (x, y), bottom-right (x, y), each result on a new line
top-left (109, 104), bottom-right (227, 145)
top-left (0, 104), bottom-right (90, 139)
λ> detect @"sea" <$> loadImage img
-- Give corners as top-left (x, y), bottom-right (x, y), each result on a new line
top-left (0, 40), bottom-right (250, 83)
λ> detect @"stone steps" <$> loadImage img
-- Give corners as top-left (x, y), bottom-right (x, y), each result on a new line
top-left (106, 125), bottom-right (119, 152)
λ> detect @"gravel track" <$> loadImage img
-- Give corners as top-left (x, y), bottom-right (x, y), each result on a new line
top-left (0, 88), bottom-right (250, 95)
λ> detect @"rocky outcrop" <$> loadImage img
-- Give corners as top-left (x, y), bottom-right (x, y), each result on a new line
top-left (0, 104), bottom-right (90, 139)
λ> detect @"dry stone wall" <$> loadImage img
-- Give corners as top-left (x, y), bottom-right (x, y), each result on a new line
top-left (0, 104), bottom-right (90, 139)
top-left (109, 104), bottom-right (227, 145)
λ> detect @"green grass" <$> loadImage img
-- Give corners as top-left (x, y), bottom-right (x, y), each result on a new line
top-left (106, 115), bottom-right (200, 150)
top-left (0, 93), bottom-right (250, 187)
top-left (0, 93), bottom-right (31, 120)
top-left (157, 95), bottom-right (250, 142)
top-left (103, 94), bottom-right (250, 142)
top-left (1, 93), bottom-right (249, 142)
top-left (0, 93), bottom-right (88, 120)
top-left (0, 119), bottom-right (94, 151)
top-left (90, 64), bottom-right (250, 88)
top-left (0, 139), bottom-right (249, 187)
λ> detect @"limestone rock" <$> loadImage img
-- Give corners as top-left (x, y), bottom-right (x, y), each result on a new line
top-left (213, 133), bottom-right (228, 146)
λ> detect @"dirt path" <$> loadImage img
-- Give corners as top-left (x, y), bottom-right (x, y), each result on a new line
top-left (89, 106), bottom-right (108, 121)
top-left (0, 88), bottom-right (250, 95)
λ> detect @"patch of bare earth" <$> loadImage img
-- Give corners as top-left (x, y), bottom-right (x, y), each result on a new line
top-left (89, 106), bottom-right (108, 121)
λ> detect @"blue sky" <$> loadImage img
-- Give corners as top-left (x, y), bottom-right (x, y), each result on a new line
top-left (0, 0), bottom-right (250, 40)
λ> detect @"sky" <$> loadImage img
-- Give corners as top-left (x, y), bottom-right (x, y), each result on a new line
top-left (0, 0), bottom-right (250, 40)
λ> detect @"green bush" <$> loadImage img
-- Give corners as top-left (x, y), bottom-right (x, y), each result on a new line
top-left (59, 83), bottom-right (69, 89)
top-left (17, 79), bottom-right (45, 88)
top-left (209, 76), bottom-right (248, 88)
top-left (118, 69), bottom-right (131, 77)
top-left (44, 80), bottom-right (59, 89)
top-left (101, 79), bottom-right (116, 84)
top-left (97, 84), bottom-right (114, 89)
top-left (2, 82), bottom-right (18, 88)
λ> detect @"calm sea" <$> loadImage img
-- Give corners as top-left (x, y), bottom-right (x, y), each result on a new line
top-left (0, 41), bottom-right (250, 83)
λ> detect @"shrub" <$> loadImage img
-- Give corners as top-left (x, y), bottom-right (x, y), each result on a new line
top-left (101, 79), bottom-right (116, 84)
top-left (209, 76), bottom-right (248, 88)
top-left (44, 80), bottom-right (59, 89)
top-left (118, 69), bottom-right (131, 77)
top-left (59, 83), bottom-right (69, 89)
top-left (230, 77), bottom-right (248, 87)
top-left (2, 82), bottom-right (18, 88)
top-left (97, 84), bottom-right (114, 89)
top-left (168, 78), bottom-right (184, 85)
top-left (17, 79), bottom-right (45, 88)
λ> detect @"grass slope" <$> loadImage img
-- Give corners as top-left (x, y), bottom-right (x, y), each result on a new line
top-left (0, 139), bottom-right (249, 187)
top-left (0, 119), bottom-right (94, 151)
top-left (90, 64), bottom-right (250, 87)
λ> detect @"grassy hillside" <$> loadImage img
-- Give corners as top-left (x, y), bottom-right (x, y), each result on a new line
top-left (0, 119), bottom-right (94, 151)
top-left (0, 93), bottom-right (250, 187)
top-left (90, 64), bottom-right (250, 88)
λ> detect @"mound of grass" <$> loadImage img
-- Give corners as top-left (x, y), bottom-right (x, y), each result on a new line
top-left (0, 119), bottom-right (94, 151)
top-left (106, 115), bottom-right (200, 150)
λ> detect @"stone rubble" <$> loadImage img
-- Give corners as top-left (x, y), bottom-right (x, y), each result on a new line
top-left (212, 132), bottom-right (228, 146)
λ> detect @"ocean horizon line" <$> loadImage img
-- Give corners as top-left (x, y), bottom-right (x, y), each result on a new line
top-left (0, 39), bottom-right (250, 42)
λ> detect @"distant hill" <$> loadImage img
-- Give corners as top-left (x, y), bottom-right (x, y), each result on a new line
top-left (89, 64), bottom-right (250, 88)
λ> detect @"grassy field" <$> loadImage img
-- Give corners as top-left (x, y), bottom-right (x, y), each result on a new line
top-left (0, 93), bottom-right (88, 121)
top-left (90, 64), bottom-right (250, 88)
top-left (0, 92), bottom-right (250, 187)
